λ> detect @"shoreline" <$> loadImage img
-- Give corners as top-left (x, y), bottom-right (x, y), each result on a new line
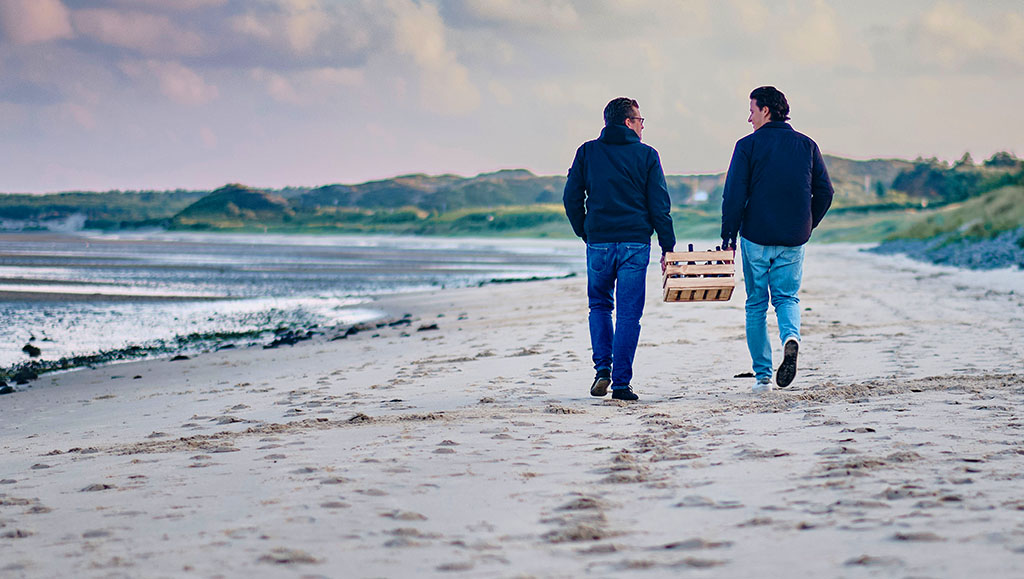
top-left (0, 273), bottom-right (578, 390)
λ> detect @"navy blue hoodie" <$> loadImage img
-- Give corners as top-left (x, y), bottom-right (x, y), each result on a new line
top-left (721, 121), bottom-right (834, 247)
top-left (563, 124), bottom-right (675, 253)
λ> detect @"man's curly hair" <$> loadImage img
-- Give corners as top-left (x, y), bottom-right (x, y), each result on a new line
top-left (750, 86), bottom-right (790, 122)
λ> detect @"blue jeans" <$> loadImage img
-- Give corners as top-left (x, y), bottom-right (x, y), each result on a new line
top-left (741, 238), bottom-right (804, 382)
top-left (587, 242), bottom-right (650, 389)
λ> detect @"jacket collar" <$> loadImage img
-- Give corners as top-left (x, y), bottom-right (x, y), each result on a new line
top-left (759, 121), bottom-right (793, 131)
top-left (599, 123), bottom-right (640, 144)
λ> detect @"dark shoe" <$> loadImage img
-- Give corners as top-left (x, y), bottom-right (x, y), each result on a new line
top-left (776, 339), bottom-right (799, 388)
top-left (590, 370), bottom-right (611, 397)
top-left (611, 387), bottom-right (639, 401)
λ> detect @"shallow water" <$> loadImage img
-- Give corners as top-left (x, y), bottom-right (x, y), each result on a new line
top-left (0, 231), bottom-right (586, 368)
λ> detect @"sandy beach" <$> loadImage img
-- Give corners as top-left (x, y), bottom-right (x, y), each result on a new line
top-left (1, 243), bottom-right (1022, 578)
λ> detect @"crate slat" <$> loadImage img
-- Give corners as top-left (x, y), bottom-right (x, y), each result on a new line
top-left (662, 246), bottom-right (736, 303)
top-left (663, 276), bottom-right (737, 288)
top-left (663, 263), bottom-right (735, 277)
top-left (663, 286), bottom-right (734, 302)
top-left (664, 250), bottom-right (735, 263)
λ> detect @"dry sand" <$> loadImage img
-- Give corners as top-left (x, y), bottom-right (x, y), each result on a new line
top-left (1, 243), bottom-right (1022, 578)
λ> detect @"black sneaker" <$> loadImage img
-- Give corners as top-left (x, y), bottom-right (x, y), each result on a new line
top-left (776, 339), bottom-right (799, 388)
top-left (611, 387), bottom-right (639, 401)
top-left (590, 370), bottom-right (611, 397)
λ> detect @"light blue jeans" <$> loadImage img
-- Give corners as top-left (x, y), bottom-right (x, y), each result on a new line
top-left (741, 238), bottom-right (804, 382)
top-left (587, 242), bottom-right (650, 390)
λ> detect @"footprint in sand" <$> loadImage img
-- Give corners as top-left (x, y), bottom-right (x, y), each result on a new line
top-left (891, 531), bottom-right (944, 542)
top-left (557, 497), bottom-right (608, 511)
top-left (319, 476), bottom-right (351, 485)
top-left (320, 501), bottom-right (350, 509)
top-left (436, 562), bottom-right (474, 572)
top-left (844, 555), bottom-right (904, 568)
top-left (380, 510), bottom-right (426, 521)
top-left (674, 496), bottom-right (743, 509)
top-left (656, 538), bottom-right (732, 551)
top-left (257, 548), bottom-right (321, 565)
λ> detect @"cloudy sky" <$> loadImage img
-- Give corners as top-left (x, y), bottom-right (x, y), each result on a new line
top-left (1, 0), bottom-right (1022, 192)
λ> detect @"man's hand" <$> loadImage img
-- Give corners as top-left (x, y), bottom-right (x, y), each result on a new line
top-left (660, 251), bottom-right (667, 274)
top-left (722, 237), bottom-right (737, 251)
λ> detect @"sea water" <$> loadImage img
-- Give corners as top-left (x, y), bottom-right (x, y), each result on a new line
top-left (0, 231), bottom-right (585, 369)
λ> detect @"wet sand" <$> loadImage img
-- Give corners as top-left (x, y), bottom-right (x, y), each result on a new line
top-left (1, 244), bottom-right (1022, 577)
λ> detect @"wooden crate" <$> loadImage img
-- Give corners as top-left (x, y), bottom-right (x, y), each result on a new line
top-left (662, 249), bottom-right (735, 302)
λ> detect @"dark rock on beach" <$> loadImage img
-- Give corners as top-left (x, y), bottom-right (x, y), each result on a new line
top-left (13, 369), bottom-right (38, 384)
top-left (334, 320), bottom-right (388, 340)
top-left (263, 329), bottom-right (314, 349)
top-left (870, 228), bottom-right (1024, 270)
top-left (22, 343), bottom-right (41, 358)
top-left (0, 384), bottom-right (15, 395)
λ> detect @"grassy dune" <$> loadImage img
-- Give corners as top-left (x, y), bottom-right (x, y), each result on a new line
top-left (889, 186), bottom-right (1024, 242)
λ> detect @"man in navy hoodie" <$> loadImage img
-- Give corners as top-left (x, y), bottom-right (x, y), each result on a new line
top-left (564, 97), bottom-right (675, 401)
top-left (722, 86), bottom-right (833, 393)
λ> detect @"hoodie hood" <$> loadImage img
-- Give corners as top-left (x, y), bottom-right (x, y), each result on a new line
top-left (598, 123), bottom-right (640, 145)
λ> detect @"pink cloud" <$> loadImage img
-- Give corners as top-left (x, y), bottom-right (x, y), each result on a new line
top-left (121, 59), bottom-right (219, 105)
top-left (73, 8), bottom-right (208, 56)
top-left (0, 0), bottom-right (73, 45)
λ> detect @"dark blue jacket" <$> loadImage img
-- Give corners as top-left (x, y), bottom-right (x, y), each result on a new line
top-left (563, 124), bottom-right (675, 253)
top-left (721, 121), bottom-right (833, 247)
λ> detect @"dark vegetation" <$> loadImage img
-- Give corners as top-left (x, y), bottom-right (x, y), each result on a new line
top-left (1, 153), bottom-right (1021, 248)
top-left (0, 189), bottom-right (205, 229)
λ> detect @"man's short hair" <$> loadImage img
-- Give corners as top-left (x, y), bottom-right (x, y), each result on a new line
top-left (604, 97), bottom-right (639, 126)
top-left (749, 86), bottom-right (790, 122)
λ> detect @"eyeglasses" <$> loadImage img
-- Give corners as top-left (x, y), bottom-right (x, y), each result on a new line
top-left (627, 116), bottom-right (645, 126)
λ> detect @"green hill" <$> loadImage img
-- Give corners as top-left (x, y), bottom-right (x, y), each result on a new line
top-left (295, 169), bottom-right (566, 212)
top-left (889, 185), bottom-right (1024, 242)
top-left (171, 184), bottom-right (294, 229)
top-left (823, 155), bottom-right (914, 204)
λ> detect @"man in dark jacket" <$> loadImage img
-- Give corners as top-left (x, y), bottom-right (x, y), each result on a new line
top-left (721, 86), bottom-right (833, 393)
top-left (564, 97), bottom-right (675, 401)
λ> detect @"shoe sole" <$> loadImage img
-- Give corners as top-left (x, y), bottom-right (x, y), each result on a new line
top-left (776, 340), bottom-right (799, 388)
top-left (590, 377), bottom-right (611, 397)
top-left (611, 392), bottom-right (639, 401)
